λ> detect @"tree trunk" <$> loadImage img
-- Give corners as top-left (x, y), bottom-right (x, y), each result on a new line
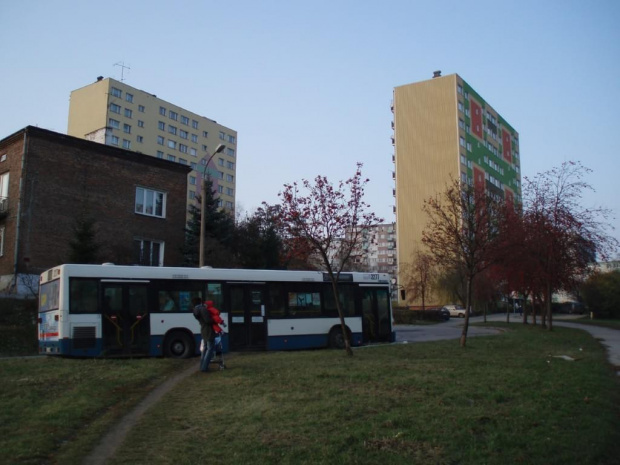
top-left (483, 302), bottom-right (487, 324)
top-left (546, 282), bottom-right (553, 331)
top-left (460, 276), bottom-right (473, 347)
top-left (332, 279), bottom-right (353, 356)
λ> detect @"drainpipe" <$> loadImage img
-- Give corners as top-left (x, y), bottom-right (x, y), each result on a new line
top-left (12, 129), bottom-right (27, 294)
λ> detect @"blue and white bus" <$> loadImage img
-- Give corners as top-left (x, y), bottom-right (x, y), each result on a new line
top-left (38, 264), bottom-right (394, 358)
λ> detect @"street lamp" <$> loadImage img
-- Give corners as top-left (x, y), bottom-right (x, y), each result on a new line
top-left (199, 143), bottom-right (226, 267)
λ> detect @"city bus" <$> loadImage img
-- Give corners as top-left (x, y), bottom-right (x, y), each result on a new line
top-left (38, 264), bottom-right (394, 358)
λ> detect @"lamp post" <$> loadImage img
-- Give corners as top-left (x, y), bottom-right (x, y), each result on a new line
top-left (199, 143), bottom-right (226, 267)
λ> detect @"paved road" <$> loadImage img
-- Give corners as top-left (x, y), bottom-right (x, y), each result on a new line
top-left (395, 313), bottom-right (620, 372)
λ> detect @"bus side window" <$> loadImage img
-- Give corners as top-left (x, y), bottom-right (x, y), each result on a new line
top-left (70, 279), bottom-right (99, 314)
top-left (267, 284), bottom-right (286, 317)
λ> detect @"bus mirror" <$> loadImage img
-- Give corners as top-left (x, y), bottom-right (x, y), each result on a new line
top-left (400, 290), bottom-right (406, 300)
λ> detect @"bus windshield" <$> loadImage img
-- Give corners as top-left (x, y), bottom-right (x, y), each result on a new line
top-left (39, 280), bottom-right (60, 312)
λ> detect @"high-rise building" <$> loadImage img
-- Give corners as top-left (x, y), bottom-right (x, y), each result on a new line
top-left (68, 77), bottom-right (238, 213)
top-left (392, 72), bottom-right (521, 304)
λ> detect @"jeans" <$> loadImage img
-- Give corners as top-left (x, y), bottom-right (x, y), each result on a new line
top-left (200, 338), bottom-right (215, 372)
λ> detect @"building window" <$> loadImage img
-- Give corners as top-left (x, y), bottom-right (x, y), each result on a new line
top-left (179, 144), bottom-right (188, 153)
top-left (227, 161), bottom-right (234, 169)
top-left (135, 187), bottom-right (166, 218)
top-left (111, 87), bottom-right (122, 98)
top-left (180, 130), bottom-right (188, 139)
top-left (226, 174), bottom-right (234, 182)
top-left (123, 139), bottom-right (131, 149)
top-left (226, 148), bottom-right (235, 157)
top-left (159, 106), bottom-right (166, 116)
top-left (225, 201), bottom-right (233, 209)
top-left (158, 121), bottom-right (165, 131)
top-left (167, 140), bottom-right (176, 149)
top-left (189, 176), bottom-right (196, 185)
top-left (108, 118), bottom-right (120, 129)
top-left (219, 131), bottom-right (225, 140)
top-left (218, 185), bottom-right (224, 193)
top-left (179, 158), bottom-right (188, 165)
top-left (457, 84), bottom-right (463, 94)
top-left (202, 145), bottom-right (208, 151)
top-left (138, 120), bottom-right (144, 128)
top-left (190, 148), bottom-right (197, 156)
top-left (467, 142), bottom-right (472, 152)
top-left (133, 239), bottom-right (164, 266)
top-left (123, 124), bottom-right (131, 134)
top-left (459, 136), bottom-right (465, 147)
top-left (181, 115), bottom-right (190, 125)
top-left (157, 151), bottom-right (164, 159)
top-left (228, 135), bottom-right (236, 143)
top-left (190, 162), bottom-right (197, 170)
top-left (217, 199), bottom-right (223, 208)
top-left (124, 108), bottom-right (132, 118)
top-left (458, 102), bottom-right (464, 113)
top-left (137, 135), bottom-right (144, 143)
top-left (218, 158), bottom-right (224, 166)
top-left (189, 191), bottom-right (196, 200)
top-left (202, 131), bottom-right (208, 138)
top-left (168, 125), bottom-right (177, 135)
top-left (110, 103), bottom-right (121, 114)
top-left (125, 93), bottom-right (133, 103)
top-left (157, 136), bottom-right (165, 145)
top-left (167, 154), bottom-right (176, 162)
top-left (138, 105), bottom-right (145, 112)
top-left (192, 120), bottom-right (199, 129)
top-left (226, 187), bottom-right (234, 196)
top-left (191, 134), bottom-right (198, 143)
top-left (110, 135), bottom-right (119, 146)
top-left (169, 111), bottom-right (178, 121)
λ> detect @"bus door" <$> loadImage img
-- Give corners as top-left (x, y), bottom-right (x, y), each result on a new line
top-left (101, 281), bottom-right (150, 355)
top-left (228, 284), bottom-right (267, 350)
top-left (361, 287), bottom-right (392, 343)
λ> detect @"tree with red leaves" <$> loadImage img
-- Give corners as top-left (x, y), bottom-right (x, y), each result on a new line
top-left (277, 163), bottom-right (382, 356)
top-left (422, 178), bottom-right (505, 347)
top-left (512, 162), bottom-right (617, 330)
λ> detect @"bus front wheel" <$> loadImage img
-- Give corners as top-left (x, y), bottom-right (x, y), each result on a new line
top-left (328, 326), bottom-right (351, 349)
top-left (164, 331), bottom-right (194, 359)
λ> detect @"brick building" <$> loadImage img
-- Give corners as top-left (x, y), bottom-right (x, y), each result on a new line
top-left (0, 126), bottom-right (191, 295)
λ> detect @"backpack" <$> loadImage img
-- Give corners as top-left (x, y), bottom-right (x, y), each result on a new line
top-left (193, 304), bottom-right (204, 322)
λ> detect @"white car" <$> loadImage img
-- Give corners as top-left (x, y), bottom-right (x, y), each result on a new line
top-left (442, 305), bottom-right (469, 318)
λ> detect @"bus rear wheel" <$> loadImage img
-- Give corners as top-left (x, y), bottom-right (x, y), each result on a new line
top-left (328, 326), bottom-right (350, 349)
top-left (164, 331), bottom-right (194, 359)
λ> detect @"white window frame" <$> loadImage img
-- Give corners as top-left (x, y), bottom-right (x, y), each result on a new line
top-left (133, 238), bottom-right (164, 267)
top-left (135, 187), bottom-right (167, 218)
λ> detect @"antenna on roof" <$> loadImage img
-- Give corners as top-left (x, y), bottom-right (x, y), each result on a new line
top-left (114, 61), bottom-right (131, 82)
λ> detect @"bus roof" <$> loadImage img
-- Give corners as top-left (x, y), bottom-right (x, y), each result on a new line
top-left (40, 264), bottom-right (392, 285)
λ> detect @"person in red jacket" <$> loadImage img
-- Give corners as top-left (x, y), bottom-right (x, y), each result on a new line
top-left (205, 300), bottom-right (226, 334)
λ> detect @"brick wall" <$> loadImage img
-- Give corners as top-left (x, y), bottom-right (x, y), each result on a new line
top-left (0, 127), bottom-right (191, 280)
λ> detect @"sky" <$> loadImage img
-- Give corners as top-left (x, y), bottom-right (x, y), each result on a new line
top-left (1, 0), bottom-right (619, 243)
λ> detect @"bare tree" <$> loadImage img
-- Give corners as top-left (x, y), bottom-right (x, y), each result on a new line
top-left (422, 178), bottom-right (505, 347)
top-left (401, 249), bottom-right (437, 310)
top-left (277, 163), bottom-right (382, 355)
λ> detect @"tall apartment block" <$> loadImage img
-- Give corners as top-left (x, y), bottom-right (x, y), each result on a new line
top-left (68, 77), bottom-right (238, 212)
top-left (392, 72), bottom-right (521, 304)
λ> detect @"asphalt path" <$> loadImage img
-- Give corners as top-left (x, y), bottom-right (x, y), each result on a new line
top-left (395, 313), bottom-right (620, 373)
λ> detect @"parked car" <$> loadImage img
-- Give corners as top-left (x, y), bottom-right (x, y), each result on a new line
top-left (438, 307), bottom-right (451, 321)
top-left (442, 304), bottom-right (469, 318)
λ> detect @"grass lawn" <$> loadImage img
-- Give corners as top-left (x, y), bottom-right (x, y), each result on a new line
top-left (0, 357), bottom-right (194, 464)
top-left (2, 324), bottom-right (619, 464)
top-left (107, 324), bottom-right (620, 465)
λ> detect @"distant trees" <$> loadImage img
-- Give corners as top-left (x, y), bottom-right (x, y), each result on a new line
top-left (580, 270), bottom-right (620, 319)
top-left (277, 163), bottom-right (382, 355)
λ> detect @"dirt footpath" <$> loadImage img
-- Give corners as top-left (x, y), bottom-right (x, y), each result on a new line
top-left (83, 362), bottom-right (197, 465)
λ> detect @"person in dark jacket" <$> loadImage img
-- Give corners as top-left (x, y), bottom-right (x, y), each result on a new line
top-left (192, 297), bottom-right (215, 372)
